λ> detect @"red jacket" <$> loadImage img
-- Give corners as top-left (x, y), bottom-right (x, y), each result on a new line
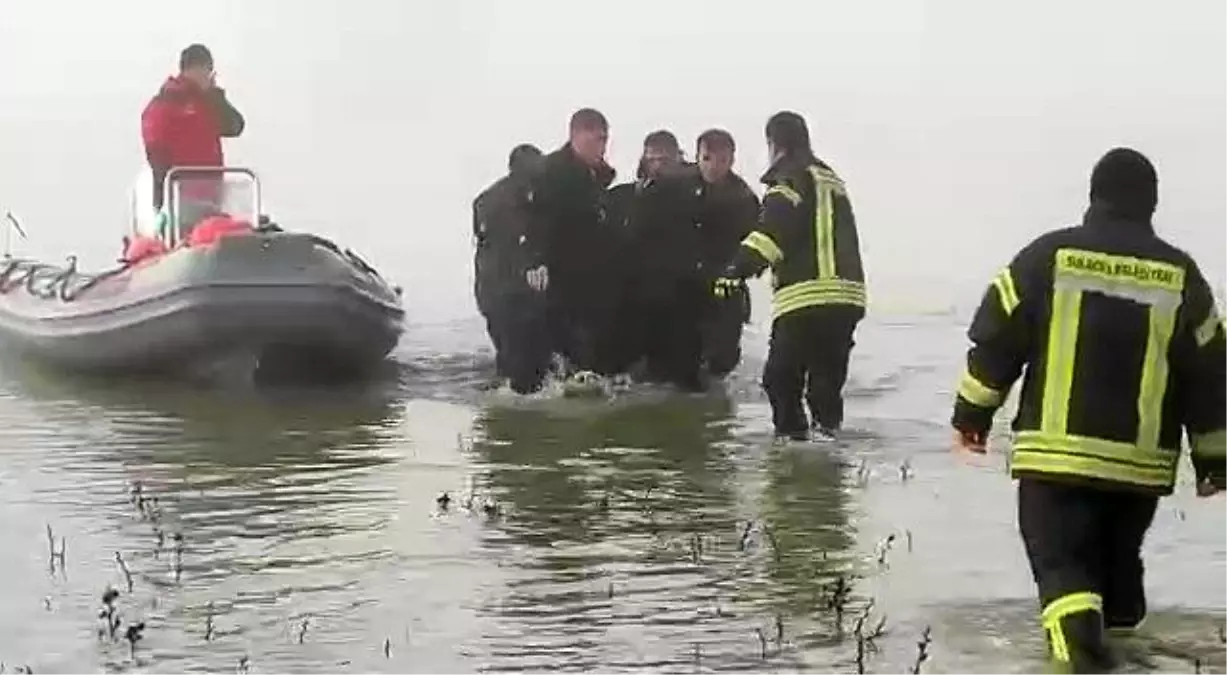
top-left (140, 75), bottom-right (245, 208)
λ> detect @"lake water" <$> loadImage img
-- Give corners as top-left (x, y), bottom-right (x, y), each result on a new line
top-left (0, 310), bottom-right (1221, 673)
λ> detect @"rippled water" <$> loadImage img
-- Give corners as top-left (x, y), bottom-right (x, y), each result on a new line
top-left (0, 313), bottom-right (1221, 673)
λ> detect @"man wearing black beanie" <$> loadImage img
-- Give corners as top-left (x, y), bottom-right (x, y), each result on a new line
top-left (472, 143), bottom-right (548, 394)
top-left (949, 146), bottom-right (1225, 672)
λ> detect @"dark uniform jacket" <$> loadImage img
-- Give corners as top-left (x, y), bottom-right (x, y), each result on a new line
top-left (622, 163), bottom-right (709, 298)
top-left (726, 153), bottom-right (867, 319)
top-left (523, 144), bottom-right (618, 308)
top-left (951, 203), bottom-right (1227, 496)
top-left (694, 168), bottom-right (760, 277)
top-left (472, 171), bottom-right (537, 315)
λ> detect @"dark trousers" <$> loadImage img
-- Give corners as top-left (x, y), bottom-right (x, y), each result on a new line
top-left (701, 282), bottom-right (749, 378)
top-left (483, 293), bottom-right (551, 395)
top-left (1018, 478), bottom-right (1159, 672)
top-left (762, 304), bottom-right (861, 436)
top-left (547, 292), bottom-right (623, 378)
top-left (638, 280), bottom-right (706, 392)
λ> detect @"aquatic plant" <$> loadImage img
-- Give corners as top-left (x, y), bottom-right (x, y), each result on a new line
top-left (114, 552), bottom-right (133, 593)
top-left (855, 460), bottom-right (872, 487)
top-left (124, 622), bottom-right (146, 659)
top-left (910, 625), bottom-right (932, 673)
top-left (876, 534), bottom-right (897, 567)
top-left (297, 616), bottom-right (310, 644)
top-left (44, 524), bottom-right (65, 574)
top-left (97, 587), bottom-right (122, 640)
top-left (172, 533), bottom-right (184, 582)
top-left (689, 532), bottom-right (703, 564)
top-left (852, 602), bottom-right (887, 673)
top-left (204, 602), bottom-right (215, 642)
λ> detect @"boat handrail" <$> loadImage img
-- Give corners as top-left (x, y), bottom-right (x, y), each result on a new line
top-left (162, 166), bottom-right (262, 247)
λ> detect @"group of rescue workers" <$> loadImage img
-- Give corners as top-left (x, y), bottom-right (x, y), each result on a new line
top-left (473, 109), bottom-right (868, 439)
top-left (144, 42), bottom-right (1225, 675)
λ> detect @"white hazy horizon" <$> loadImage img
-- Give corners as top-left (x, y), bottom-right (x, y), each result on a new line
top-left (2, 0), bottom-right (1223, 320)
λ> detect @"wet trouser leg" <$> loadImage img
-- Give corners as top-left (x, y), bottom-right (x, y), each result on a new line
top-left (482, 308), bottom-right (509, 377)
top-left (661, 281), bottom-right (705, 392)
top-left (590, 294), bottom-right (629, 378)
top-left (546, 292), bottom-right (580, 374)
top-left (638, 294), bottom-right (672, 384)
top-left (605, 289), bottom-right (641, 376)
top-left (702, 283), bottom-right (747, 379)
top-left (803, 306), bottom-right (862, 431)
top-left (1100, 491), bottom-right (1157, 634)
top-left (496, 293), bottom-right (551, 395)
top-left (762, 311), bottom-right (814, 438)
top-left (1018, 478), bottom-right (1156, 672)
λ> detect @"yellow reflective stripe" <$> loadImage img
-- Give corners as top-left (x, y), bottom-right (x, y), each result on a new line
top-left (806, 166), bottom-right (841, 279)
top-left (774, 278), bottom-right (866, 304)
top-left (1041, 287), bottom-right (1082, 435)
top-left (1042, 591), bottom-right (1103, 624)
top-left (1195, 311), bottom-right (1224, 347)
top-left (742, 231), bottom-right (783, 264)
top-left (1040, 248), bottom-right (1186, 471)
top-left (1042, 591), bottom-right (1103, 665)
top-left (1191, 429), bottom-right (1227, 459)
top-left (764, 184), bottom-right (801, 207)
top-left (773, 290), bottom-right (866, 318)
top-left (991, 267), bottom-right (1020, 315)
top-left (1010, 451), bottom-right (1175, 488)
top-left (957, 369), bottom-right (1004, 408)
top-left (811, 166), bottom-right (846, 190)
top-left (1010, 438), bottom-right (1178, 489)
top-left (818, 182), bottom-right (835, 278)
top-left (1015, 431), bottom-right (1175, 468)
top-left (771, 279), bottom-right (866, 318)
top-left (1055, 248), bottom-right (1185, 292)
top-left (1137, 304), bottom-right (1177, 452)
top-left (1048, 620), bottom-right (1071, 664)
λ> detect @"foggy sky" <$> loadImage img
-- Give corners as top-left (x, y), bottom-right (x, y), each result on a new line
top-left (1, 0), bottom-right (1223, 320)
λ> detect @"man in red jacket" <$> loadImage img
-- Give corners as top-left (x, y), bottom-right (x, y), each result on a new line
top-left (140, 44), bottom-right (245, 230)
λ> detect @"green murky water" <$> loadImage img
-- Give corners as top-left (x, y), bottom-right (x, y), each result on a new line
top-left (0, 314), bottom-right (1221, 673)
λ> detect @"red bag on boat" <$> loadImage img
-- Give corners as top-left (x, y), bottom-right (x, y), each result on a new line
top-left (122, 235), bottom-right (168, 265)
top-left (188, 215), bottom-right (253, 247)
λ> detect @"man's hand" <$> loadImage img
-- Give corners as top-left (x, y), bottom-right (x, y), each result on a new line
top-left (1196, 476), bottom-right (1223, 498)
top-left (713, 277), bottom-right (740, 299)
top-left (953, 428), bottom-right (987, 454)
top-left (526, 265), bottom-right (549, 292)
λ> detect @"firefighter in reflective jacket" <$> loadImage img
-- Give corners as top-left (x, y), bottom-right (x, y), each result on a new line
top-left (951, 147), bottom-right (1227, 673)
top-left (715, 111), bottom-right (867, 440)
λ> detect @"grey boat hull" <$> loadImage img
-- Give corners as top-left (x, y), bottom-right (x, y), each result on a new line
top-left (0, 231), bottom-right (405, 381)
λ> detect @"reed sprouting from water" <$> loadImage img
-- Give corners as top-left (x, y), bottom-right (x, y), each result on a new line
top-left (114, 552), bottom-right (133, 593)
top-left (44, 524), bottom-right (65, 575)
top-left (14, 458), bottom-right (959, 673)
top-left (910, 625), bottom-right (932, 673)
top-left (852, 602), bottom-right (888, 674)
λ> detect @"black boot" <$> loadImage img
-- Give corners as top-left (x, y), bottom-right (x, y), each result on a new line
top-left (1045, 609), bottom-right (1115, 673)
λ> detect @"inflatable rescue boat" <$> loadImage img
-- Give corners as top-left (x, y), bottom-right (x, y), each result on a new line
top-left (0, 166), bottom-right (404, 381)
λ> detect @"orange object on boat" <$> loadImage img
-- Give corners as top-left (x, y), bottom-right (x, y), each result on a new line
top-left (121, 235), bottom-right (168, 265)
top-left (187, 215), bottom-right (253, 247)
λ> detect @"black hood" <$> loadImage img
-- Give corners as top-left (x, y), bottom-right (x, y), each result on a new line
top-left (761, 151), bottom-right (822, 185)
top-left (1088, 147), bottom-right (1157, 222)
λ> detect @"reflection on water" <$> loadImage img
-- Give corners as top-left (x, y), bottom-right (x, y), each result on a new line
top-left (466, 396), bottom-right (863, 671)
top-left (0, 316), bottom-right (1220, 673)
